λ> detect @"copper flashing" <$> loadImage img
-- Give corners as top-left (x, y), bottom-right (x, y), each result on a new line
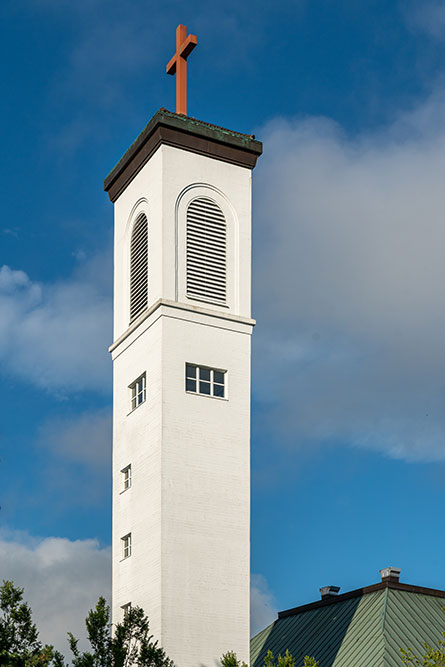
top-left (104, 109), bottom-right (263, 203)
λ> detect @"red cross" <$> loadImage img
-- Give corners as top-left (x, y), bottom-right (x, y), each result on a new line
top-left (166, 24), bottom-right (198, 116)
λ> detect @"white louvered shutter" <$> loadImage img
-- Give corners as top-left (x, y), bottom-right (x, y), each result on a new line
top-left (186, 198), bottom-right (226, 305)
top-left (130, 213), bottom-right (148, 321)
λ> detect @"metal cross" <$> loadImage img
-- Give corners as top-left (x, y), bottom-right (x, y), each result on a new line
top-left (166, 24), bottom-right (198, 116)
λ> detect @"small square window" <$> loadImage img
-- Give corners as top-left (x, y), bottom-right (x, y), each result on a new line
top-left (185, 364), bottom-right (226, 399)
top-left (122, 533), bottom-right (132, 559)
top-left (130, 373), bottom-right (146, 411)
top-left (121, 465), bottom-right (131, 491)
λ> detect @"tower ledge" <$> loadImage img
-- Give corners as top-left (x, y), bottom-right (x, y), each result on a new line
top-left (104, 109), bottom-right (263, 202)
top-left (109, 297), bottom-right (256, 354)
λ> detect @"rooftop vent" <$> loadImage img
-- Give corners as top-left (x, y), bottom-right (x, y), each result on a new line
top-left (380, 567), bottom-right (401, 583)
top-left (320, 585), bottom-right (341, 600)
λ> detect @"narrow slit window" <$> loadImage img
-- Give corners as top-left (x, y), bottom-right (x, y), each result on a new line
top-left (121, 602), bottom-right (131, 618)
top-left (185, 364), bottom-right (226, 398)
top-left (121, 465), bottom-right (131, 491)
top-left (130, 373), bottom-right (146, 411)
top-left (122, 533), bottom-right (132, 559)
top-left (186, 197), bottom-right (226, 305)
top-left (130, 213), bottom-right (148, 322)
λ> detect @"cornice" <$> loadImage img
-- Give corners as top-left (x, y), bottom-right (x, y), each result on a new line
top-left (109, 298), bottom-right (256, 353)
top-left (104, 109), bottom-right (263, 202)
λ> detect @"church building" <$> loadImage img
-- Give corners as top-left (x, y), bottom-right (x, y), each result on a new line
top-left (251, 567), bottom-right (445, 667)
top-left (104, 24), bottom-right (262, 667)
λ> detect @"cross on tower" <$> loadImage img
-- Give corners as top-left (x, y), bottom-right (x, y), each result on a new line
top-left (166, 24), bottom-right (197, 116)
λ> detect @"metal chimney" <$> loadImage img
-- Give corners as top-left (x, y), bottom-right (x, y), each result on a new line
top-left (380, 567), bottom-right (401, 583)
top-left (320, 585), bottom-right (341, 600)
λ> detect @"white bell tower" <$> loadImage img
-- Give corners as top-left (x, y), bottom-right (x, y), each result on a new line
top-left (105, 106), bottom-right (262, 667)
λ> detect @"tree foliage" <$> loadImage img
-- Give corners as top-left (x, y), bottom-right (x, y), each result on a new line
top-left (0, 580), bottom-right (173, 667)
top-left (221, 650), bottom-right (248, 667)
top-left (221, 648), bottom-right (318, 667)
top-left (0, 579), bottom-right (63, 666)
top-left (401, 637), bottom-right (445, 666)
top-left (68, 597), bottom-right (174, 667)
top-left (264, 649), bottom-right (318, 667)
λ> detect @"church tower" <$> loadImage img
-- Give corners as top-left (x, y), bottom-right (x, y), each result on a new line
top-left (104, 27), bottom-right (262, 667)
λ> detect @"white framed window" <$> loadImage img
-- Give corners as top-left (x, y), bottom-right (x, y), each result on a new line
top-left (185, 364), bottom-right (226, 398)
top-left (121, 533), bottom-right (132, 559)
top-left (121, 465), bottom-right (131, 491)
top-left (121, 602), bottom-right (131, 618)
top-left (130, 373), bottom-right (146, 410)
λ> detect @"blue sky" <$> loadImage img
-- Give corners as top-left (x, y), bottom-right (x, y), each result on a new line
top-left (2, 0), bottom-right (445, 651)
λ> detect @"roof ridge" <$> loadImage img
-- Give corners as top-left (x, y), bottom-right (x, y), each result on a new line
top-left (278, 581), bottom-right (445, 619)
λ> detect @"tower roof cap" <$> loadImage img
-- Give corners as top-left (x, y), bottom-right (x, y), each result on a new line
top-left (104, 109), bottom-right (263, 202)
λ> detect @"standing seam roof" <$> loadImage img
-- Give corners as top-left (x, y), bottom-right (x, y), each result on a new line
top-left (251, 587), bottom-right (445, 667)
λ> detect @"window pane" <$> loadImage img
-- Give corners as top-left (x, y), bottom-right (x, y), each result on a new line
top-left (186, 378), bottom-right (196, 392)
top-left (213, 384), bottom-right (224, 398)
top-left (186, 364), bottom-right (196, 378)
top-left (200, 367), bottom-right (210, 381)
top-left (214, 371), bottom-right (224, 385)
top-left (200, 381), bottom-right (211, 395)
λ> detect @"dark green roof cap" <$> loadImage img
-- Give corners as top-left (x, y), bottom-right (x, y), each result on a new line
top-left (104, 109), bottom-right (263, 202)
top-left (251, 580), bottom-right (445, 667)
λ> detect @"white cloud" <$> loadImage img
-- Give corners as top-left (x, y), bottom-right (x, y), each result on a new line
top-left (253, 91), bottom-right (445, 462)
top-left (250, 573), bottom-right (277, 637)
top-left (0, 533), bottom-right (111, 655)
top-left (0, 250), bottom-right (111, 394)
top-left (405, 1), bottom-right (445, 39)
top-left (0, 533), bottom-right (277, 652)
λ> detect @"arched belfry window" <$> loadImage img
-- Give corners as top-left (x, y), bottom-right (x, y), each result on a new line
top-left (130, 212), bottom-right (148, 322)
top-left (186, 197), bottom-right (226, 305)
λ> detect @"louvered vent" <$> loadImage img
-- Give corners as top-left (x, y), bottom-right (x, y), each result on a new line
top-left (186, 197), bottom-right (226, 305)
top-left (130, 213), bottom-right (148, 322)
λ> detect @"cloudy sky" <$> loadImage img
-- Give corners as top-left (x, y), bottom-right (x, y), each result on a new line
top-left (2, 0), bottom-right (445, 654)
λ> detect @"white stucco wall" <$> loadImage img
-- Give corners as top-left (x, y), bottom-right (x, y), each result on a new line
top-left (111, 142), bottom-right (254, 667)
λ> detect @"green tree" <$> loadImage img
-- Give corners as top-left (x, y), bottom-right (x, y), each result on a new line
top-left (264, 649), bottom-right (318, 667)
top-left (401, 637), bottom-right (445, 666)
top-left (221, 649), bottom-right (318, 667)
top-left (68, 597), bottom-right (174, 667)
top-left (221, 650), bottom-right (248, 667)
top-left (0, 579), bottom-right (63, 666)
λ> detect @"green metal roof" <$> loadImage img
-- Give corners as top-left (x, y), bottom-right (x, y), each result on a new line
top-left (251, 582), bottom-right (445, 667)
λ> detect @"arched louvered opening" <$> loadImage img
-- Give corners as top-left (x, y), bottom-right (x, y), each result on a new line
top-left (130, 212), bottom-right (148, 322)
top-left (186, 197), bottom-right (227, 305)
